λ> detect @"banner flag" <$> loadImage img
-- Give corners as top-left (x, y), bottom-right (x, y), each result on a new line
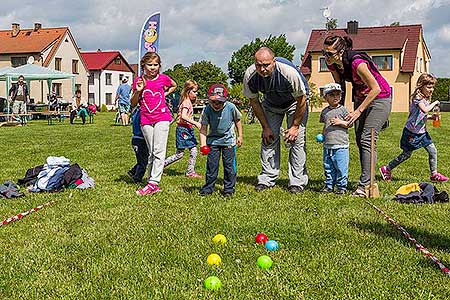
top-left (138, 11), bottom-right (160, 76)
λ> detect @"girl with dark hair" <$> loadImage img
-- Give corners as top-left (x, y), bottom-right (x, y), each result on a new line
top-left (323, 35), bottom-right (392, 197)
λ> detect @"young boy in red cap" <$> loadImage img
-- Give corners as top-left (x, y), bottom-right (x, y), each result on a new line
top-left (199, 84), bottom-right (243, 196)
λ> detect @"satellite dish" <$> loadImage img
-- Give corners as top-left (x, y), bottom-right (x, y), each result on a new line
top-left (27, 56), bottom-right (35, 64)
top-left (323, 7), bottom-right (331, 18)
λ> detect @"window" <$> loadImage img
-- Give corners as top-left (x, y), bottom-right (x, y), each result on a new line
top-left (106, 93), bottom-right (112, 105)
top-left (55, 58), bottom-right (62, 71)
top-left (11, 57), bottom-right (27, 67)
top-left (88, 74), bottom-right (94, 85)
top-left (52, 83), bottom-right (62, 97)
top-left (72, 59), bottom-right (79, 74)
top-left (319, 57), bottom-right (329, 72)
top-left (114, 57), bottom-right (121, 64)
top-left (119, 74), bottom-right (123, 83)
top-left (88, 93), bottom-right (95, 103)
top-left (371, 55), bottom-right (393, 71)
top-left (75, 84), bottom-right (81, 92)
top-left (105, 73), bottom-right (112, 85)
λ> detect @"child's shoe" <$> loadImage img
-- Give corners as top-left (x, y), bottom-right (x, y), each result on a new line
top-left (320, 186), bottom-right (333, 193)
top-left (379, 165), bottom-right (392, 181)
top-left (430, 172), bottom-right (449, 182)
top-left (186, 172), bottom-right (202, 179)
top-left (136, 182), bottom-right (161, 196)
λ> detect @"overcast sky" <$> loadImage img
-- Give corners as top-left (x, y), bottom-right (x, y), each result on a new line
top-left (1, 0), bottom-right (449, 77)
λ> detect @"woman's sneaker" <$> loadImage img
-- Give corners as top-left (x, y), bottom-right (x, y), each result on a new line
top-left (351, 187), bottom-right (367, 198)
top-left (379, 166), bottom-right (392, 181)
top-left (430, 172), bottom-right (449, 182)
top-left (186, 172), bottom-right (202, 179)
top-left (136, 183), bottom-right (161, 196)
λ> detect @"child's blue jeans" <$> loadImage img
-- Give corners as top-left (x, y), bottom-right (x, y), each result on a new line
top-left (323, 147), bottom-right (349, 191)
top-left (201, 145), bottom-right (236, 194)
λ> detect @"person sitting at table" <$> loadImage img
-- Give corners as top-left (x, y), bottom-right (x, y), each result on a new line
top-left (70, 90), bottom-right (88, 125)
top-left (48, 92), bottom-right (60, 112)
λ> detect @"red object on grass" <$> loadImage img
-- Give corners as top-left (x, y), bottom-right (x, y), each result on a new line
top-left (200, 146), bottom-right (211, 155)
top-left (255, 233), bottom-right (268, 244)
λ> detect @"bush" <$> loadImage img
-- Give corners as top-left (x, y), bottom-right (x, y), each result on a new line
top-left (100, 104), bottom-right (108, 113)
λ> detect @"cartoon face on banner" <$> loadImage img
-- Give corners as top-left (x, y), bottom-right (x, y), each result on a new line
top-left (138, 12), bottom-right (160, 76)
top-left (143, 21), bottom-right (158, 53)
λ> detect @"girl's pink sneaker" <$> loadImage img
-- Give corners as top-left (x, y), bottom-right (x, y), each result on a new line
top-left (379, 165), bottom-right (392, 181)
top-left (136, 183), bottom-right (161, 195)
top-left (186, 172), bottom-right (202, 179)
top-left (430, 172), bottom-right (449, 182)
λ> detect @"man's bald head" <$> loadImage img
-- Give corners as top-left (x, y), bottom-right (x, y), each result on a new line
top-left (255, 47), bottom-right (275, 59)
top-left (254, 47), bottom-right (276, 77)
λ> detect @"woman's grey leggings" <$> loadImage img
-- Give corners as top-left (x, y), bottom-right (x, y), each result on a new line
top-left (388, 143), bottom-right (438, 173)
top-left (354, 97), bottom-right (392, 188)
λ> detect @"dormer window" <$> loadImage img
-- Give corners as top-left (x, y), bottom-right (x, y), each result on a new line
top-left (114, 57), bottom-right (121, 65)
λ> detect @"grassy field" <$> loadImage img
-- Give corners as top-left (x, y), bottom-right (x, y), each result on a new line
top-left (0, 112), bottom-right (449, 299)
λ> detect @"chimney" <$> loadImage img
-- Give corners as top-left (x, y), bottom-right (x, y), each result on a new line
top-left (11, 23), bottom-right (20, 37)
top-left (347, 20), bottom-right (359, 35)
top-left (34, 23), bottom-right (42, 31)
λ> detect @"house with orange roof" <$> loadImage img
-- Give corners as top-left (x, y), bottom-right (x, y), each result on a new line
top-left (81, 50), bottom-right (134, 109)
top-left (0, 23), bottom-right (88, 103)
top-left (301, 21), bottom-right (431, 112)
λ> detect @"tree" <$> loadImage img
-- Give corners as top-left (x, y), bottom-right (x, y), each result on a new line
top-left (228, 82), bottom-right (247, 108)
top-left (228, 34), bottom-right (296, 85)
top-left (326, 18), bottom-right (338, 30)
top-left (164, 64), bottom-right (190, 94)
top-left (307, 82), bottom-right (323, 111)
top-left (164, 61), bottom-right (228, 99)
top-left (434, 78), bottom-right (450, 102)
top-left (188, 61), bottom-right (228, 98)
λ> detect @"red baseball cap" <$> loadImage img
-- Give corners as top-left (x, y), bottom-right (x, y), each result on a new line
top-left (208, 84), bottom-right (228, 98)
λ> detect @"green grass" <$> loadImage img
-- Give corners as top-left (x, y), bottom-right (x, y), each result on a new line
top-left (0, 112), bottom-right (449, 299)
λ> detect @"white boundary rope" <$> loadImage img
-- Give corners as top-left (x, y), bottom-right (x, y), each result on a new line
top-left (0, 200), bottom-right (55, 227)
top-left (366, 201), bottom-right (449, 275)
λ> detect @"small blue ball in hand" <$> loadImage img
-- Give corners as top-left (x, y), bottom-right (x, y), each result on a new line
top-left (316, 134), bottom-right (325, 143)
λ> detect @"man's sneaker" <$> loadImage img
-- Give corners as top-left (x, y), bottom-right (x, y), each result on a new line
top-left (430, 172), bottom-right (449, 182)
top-left (288, 185), bottom-right (304, 194)
top-left (136, 183), bottom-right (161, 196)
top-left (255, 184), bottom-right (270, 192)
top-left (186, 172), bottom-right (202, 179)
top-left (320, 186), bottom-right (333, 193)
top-left (379, 165), bottom-right (392, 181)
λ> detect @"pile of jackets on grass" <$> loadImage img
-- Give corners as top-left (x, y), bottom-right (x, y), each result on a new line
top-left (18, 156), bottom-right (94, 192)
top-left (0, 181), bottom-right (24, 198)
top-left (395, 182), bottom-right (448, 204)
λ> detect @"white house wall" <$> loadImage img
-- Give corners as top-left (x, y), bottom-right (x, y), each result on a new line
top-left (48, 31), bottom-right (88, 102)
top-left (89, 70), bottom-right (133, 109)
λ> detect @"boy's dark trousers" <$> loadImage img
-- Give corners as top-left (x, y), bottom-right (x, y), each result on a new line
top-left (130, 137), bottom-right (149, 182)
top-left (201, 145), bottom-right (236, 194)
